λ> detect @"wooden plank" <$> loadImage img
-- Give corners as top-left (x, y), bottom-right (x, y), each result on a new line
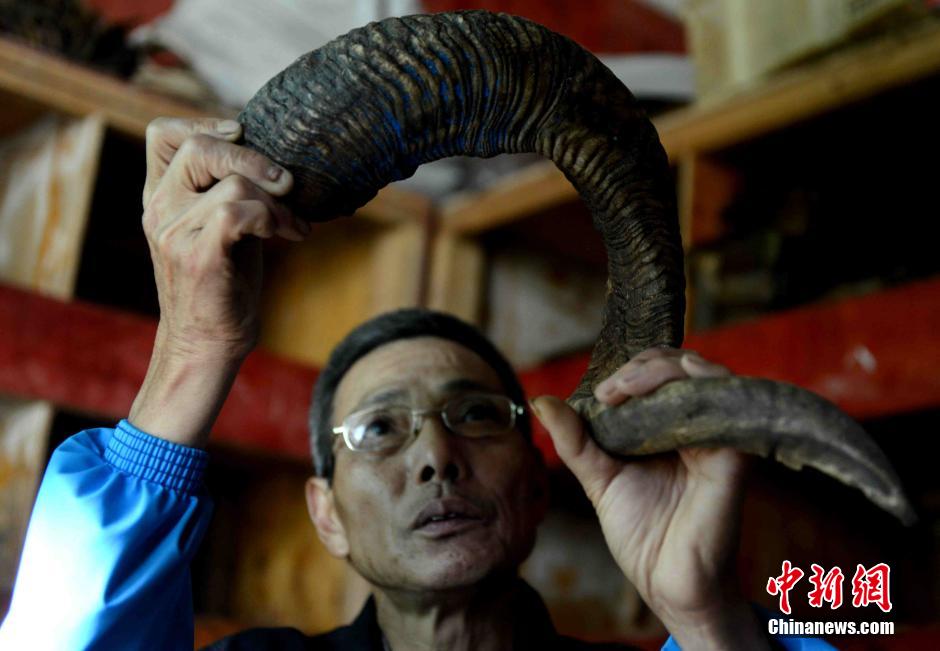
top-left (0, 283), bottom-right (318, 461)
top-left (0, 114), bottom-right (105, 608)
top-left (0, 36), bottom-right (433, 229)
top-left (356, 185), bottom-right (434, 226)
top-left (0, 114), bottom-right (105, 297)
top-left (370, 221), bottom-right (429, 314)
top-left (519, 277), bottom-right (940, 466)
top-left (0, 36), bottom-right (217, 139)
top-left (440, 161), bottom-right (575, 235)
top-left (439, 18), bottom-right (940, 234)
top-left (656, 16), bottom-right (940, 158)
top-left (4, 275), bottom-right (939, 463)
top-left (0, 399), bottom-right (52, 611)
top-left (260, 218), bottom-right (428, 367)
top-left (426, 231), bottom-right (485, 325)
top-left (260, 221), bottom-right (389, 367)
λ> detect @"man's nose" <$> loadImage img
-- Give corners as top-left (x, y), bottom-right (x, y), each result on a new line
top-left (410, 414), bottom-right (467, 484)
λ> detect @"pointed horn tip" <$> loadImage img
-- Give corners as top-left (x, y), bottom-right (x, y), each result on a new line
top-left (879, 494), bottom-right (917, 527)
top-left (572, 378), bottom-right (918, 527)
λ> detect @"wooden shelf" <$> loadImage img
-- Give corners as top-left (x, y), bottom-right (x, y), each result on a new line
top-left (12, 275), bottom-right (937, 464)
top-left (0, 36), bottom-right (218, 139)
top-left (440, 17), bottom-right (940, 234)
top-left (0, 37), bottom-right (439, 465)
top-left (13, 276), bottom-right (936, 465)
top-left (656, 16), bottom-right (940, 158)
top-left (4, 20), bottom-right (939, 461)
top-left (14, 15), bottom-right (938, 234)
top-left (0, 35), bottom-right (433, 226)
top-left (519, 277), bottom-right (940, 467)
top-left (0, 282), bottom-right (317, 461)
top-left (440, 161), bottom-right (571, 234)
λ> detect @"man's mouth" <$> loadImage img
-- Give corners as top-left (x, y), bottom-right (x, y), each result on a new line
top-left (412, 498), bottom-right (486, 537)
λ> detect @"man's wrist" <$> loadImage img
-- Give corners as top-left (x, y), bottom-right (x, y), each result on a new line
top-left (658, 596), bottom-right (772, 651)
top-left (154, 320), bottom-right (257, 366)
top-left (129, 330), bottom-right (247, 448)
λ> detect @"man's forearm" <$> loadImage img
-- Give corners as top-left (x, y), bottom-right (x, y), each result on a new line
top-left (129, 325), bottom-right (246, 448)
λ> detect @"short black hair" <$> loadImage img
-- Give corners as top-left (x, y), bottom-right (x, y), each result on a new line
top-left (309, 308), bottom-right (530, 479)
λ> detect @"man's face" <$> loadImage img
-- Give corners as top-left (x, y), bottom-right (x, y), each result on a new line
top-left (316, 336), bottom-right (548, 592)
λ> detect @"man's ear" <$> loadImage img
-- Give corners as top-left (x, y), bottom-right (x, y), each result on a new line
top-left (305, 476), bottom-right (350, 558)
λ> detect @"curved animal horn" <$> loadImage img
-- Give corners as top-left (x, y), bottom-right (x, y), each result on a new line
top-left (239, 10), bottom-right (915, 524)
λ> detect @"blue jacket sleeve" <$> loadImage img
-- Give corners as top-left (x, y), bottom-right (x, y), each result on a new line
top-left (660, 606), bottom-right (839, 650)
top-left (661, 634), bottom-right (837, 650)
top-left (0, 420), bottom-right (213, 651)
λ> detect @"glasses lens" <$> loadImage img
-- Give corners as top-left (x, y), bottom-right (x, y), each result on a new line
top-left (345, 407), bottom-right (412, 451)
top-left (444, 395), bottom-right (515, 437)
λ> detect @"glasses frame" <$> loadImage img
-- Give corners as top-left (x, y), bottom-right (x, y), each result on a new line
top-left (331, 393), bottom-right (525, 453)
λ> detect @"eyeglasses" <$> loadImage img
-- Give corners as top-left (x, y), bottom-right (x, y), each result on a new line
top-left (332, 393), bottom-right (525, 453)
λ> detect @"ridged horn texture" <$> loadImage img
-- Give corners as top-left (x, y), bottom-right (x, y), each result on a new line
top-left (238, 10), bottom-right (914, 525)
top-left (575, 379), bottom-right (917, 525)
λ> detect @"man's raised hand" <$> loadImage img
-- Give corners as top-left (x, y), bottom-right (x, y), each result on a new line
top-left (532, 349), bottom-right (771, 650)
top-left (129, 118), bottom-right (308, 448)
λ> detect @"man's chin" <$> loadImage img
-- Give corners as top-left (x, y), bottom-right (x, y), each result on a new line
top-left (408, 540), bottom-right (511, 590)
top-left (406, 523), bottom-right (536, 589)
top-left (411, 560), bottom-right (507, 592)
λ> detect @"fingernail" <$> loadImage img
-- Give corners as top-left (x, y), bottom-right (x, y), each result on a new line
top-left (616, 368), bottom-right (642, 385)
top-left (528, 398), bottom-right (542, 419)
top-left (683, 353), bottom-right (709, 368)
top-left (267, 165), bottom-right (285, 182)
top-left (217, 119), bottom-right (240, 134)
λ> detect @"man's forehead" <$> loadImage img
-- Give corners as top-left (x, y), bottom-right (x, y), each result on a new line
top-left (356, 378), bottom-right (499, 408)
top-left (333, 337), bottom-right (503, 416)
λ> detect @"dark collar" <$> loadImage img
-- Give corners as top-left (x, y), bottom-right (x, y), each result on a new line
top-left (203, 580), bottom-right (639, 650)
top-left (339, 579), bottom-right (560, 651)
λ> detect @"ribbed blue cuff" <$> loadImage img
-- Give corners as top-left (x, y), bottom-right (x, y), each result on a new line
top-left (104, 420), bottom-right (208, 495)
top-left (660, 604), bottom-right (839, 650)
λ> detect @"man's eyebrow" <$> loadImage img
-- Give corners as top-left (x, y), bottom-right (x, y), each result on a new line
top-left (350, 379), bottom-right (501, 414)
top-left (354, 387), bottom-right (409, 411)
top-left (440, 378), bottom-right (502, 394)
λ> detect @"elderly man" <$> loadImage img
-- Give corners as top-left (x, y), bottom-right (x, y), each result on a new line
top-left (0, 119), bottom-right (830, 650)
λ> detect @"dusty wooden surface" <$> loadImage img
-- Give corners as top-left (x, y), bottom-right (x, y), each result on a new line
top-left (427, 231), bottom-right (485, 326)
top-left (0, 399), bottom-right (52, 612)
top-left (0, 114), bottom-right (104, 610)
top-left (0, 114), bottom-right (104, 297)
top-left (260, 218), bottom-right (429, 367)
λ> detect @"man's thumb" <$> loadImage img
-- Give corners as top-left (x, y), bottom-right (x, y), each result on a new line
top-left (530, 396), bottom-right (615, 493)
